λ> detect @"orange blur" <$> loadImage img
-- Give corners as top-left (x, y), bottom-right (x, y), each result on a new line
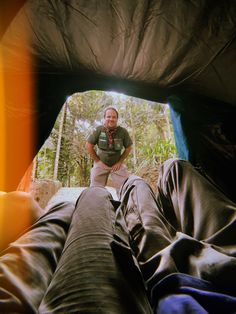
top-left (0, 191), bottom-right (38, 251)
top-left (0, 4), bottom-right (36, 248)
top-left (1, 33), bottom-right (35, 192)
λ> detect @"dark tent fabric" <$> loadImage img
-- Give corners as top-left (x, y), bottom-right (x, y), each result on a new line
top-left (0, 1), bottom-right (236, 196)
top-left (168, 95), bottom-right (236, 202)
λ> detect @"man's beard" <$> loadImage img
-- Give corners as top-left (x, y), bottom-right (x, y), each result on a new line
top-left (104, 122), bottom-right (117, 130)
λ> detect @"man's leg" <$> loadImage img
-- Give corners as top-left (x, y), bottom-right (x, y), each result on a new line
top-left (111, 164), bottom-right (130, 193)
top-left (118, 158), bottom-right (236, 293)
top-left (90, 163), bottom-right (109, 187)
top-left (39, 187), bottom-right (152, 313)
top-left (0, 201), bottom-right (75, 313)
top-left (157, 158), bottom-right (236, 241)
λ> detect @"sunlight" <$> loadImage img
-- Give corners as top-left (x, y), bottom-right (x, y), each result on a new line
top-left (105, 91), bottom-right (128, 102)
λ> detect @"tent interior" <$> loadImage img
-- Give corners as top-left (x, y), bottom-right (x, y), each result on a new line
top-left (0, 1), bottom-right (236, 313)
top-left (1, 1), bottom-right (236, 200)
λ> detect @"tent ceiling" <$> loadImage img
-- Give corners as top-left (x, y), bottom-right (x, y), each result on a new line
top-left (1, 1), bottom-right (236, 104)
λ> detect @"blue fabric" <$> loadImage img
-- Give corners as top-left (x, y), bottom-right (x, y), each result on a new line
top-left (157, 294), bottom-right (207, 314)
top-left (168, 94), bottom-right (197, 162)
top-left (151, 273), bottom-right (236, 314)
top-left (169, 103), bottom-right (190, 161)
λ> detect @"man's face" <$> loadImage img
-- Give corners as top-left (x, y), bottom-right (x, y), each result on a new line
top-left (104, 109), bottom-right (118, 129)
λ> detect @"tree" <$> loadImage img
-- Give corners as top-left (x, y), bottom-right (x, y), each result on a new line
top-left (53, 103), bottom-right (67, 180)
top-left (34, 90), bottom-right (176, 188)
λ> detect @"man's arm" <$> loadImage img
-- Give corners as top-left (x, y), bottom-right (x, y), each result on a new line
top-left (119, 146), bottom-right (132, 163)
top-left (85, 142), bottom-right (100, 162)
top-left (85, 142), bottom-right (109, 169)
top-left (111, 145), bottom-right (132, 171)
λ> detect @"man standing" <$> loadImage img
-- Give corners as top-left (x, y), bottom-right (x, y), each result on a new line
top-left (85, 107), bottom-right (132, 191)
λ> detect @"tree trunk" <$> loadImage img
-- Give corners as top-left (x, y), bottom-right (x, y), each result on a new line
top-left (128, 105), bottom-right (137, 169)
top-left (53, 103), bottom-right (66, 180)
top-left (164, 106), bottom-right (171, 140)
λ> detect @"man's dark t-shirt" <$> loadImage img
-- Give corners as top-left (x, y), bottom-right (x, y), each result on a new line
top-left (87, 125), bottom-right (132, 167)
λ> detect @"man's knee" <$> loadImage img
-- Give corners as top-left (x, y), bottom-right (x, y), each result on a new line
top-left (90, 166), bottom-right (109, 187)
top-left (159, 158), bottom-right (194, 181)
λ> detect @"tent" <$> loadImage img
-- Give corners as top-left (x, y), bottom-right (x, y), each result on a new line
top-left (1, 0), bottom-right (236, 199)
top-left (0, 2), bottom-right (236, 313)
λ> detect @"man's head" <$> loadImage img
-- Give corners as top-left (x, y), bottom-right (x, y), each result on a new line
top-left (103, 107), bottom-right (118, 129)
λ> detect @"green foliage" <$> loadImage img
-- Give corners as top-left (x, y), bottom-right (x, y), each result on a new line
top-left (140, 139), bottom-right (176, 164)
top-left (35, 142), bottom-right (55, 179)
top-left (34, 91), bottom-right (177, 186)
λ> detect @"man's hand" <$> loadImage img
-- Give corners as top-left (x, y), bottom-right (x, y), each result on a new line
top-left (111, 161), bottom-right (123, 172)
top-left (95, 160), bottom-right (110, 170)
top-left (110, 146), bottom-right (132, 172)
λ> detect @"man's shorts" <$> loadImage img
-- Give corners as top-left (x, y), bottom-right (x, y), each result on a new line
top-left (90, 163), bottom-right (129, 191)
